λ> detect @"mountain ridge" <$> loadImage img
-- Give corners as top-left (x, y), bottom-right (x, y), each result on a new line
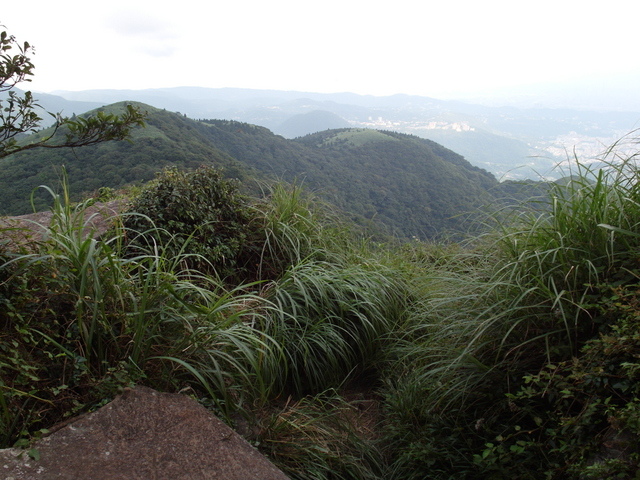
top-left (38, 87), bottom-right (640, 181)
top-left (0, 102), bottom-right (509, 239)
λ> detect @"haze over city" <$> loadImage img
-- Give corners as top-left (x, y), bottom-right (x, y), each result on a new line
top-left (4, 0), bottom-right (640, 110)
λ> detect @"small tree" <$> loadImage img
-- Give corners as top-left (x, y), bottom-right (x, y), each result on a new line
top-left (0, 25), bottom-right (145, 159)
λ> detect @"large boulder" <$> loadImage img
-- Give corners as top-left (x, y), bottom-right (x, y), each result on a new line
top-left (0, 386), bottom-right (289, 480)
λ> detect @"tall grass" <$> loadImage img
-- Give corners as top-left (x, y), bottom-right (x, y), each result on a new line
top-left (257, 390), bottom-right (384, 480)
top-left (1, 174), bottom-right (414, 464)
top-left (421, 155), bottom-right (640, 379)
top-left (263, 259), bottom-right (407, 395)
top-left (0, 184), bottom-right (277, 441)
top-left (497, 156), bottom-right (640, 345)
top-left (252, 183), bottom-right (353, 279)
top-left (1, 184), bottom-right (134, 442)
top-left (378, 146), bottom-right (640, 478)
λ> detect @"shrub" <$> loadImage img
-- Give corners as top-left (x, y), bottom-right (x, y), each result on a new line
top-left (504, 281), bottom-right (640, 478)
top-left (123, 166), bottom-right (255, 281)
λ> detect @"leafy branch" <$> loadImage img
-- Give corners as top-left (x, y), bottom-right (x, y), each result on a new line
top-left (0, 25), bottom-right (145, 159)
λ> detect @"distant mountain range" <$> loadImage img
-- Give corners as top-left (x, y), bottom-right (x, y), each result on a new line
top-left (0, 102), bottom-right (542, 240)
top-left (31, 87), bottom-right (640, 181)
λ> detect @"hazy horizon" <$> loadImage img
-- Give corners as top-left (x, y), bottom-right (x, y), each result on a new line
top-left (4, 0), bottom-right (640, 113)
top-left (36, 78), bottom-right (640, 115)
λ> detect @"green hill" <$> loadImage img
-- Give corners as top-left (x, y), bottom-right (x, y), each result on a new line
top-left (0, 102), bottom-right (520, 239)
top-left (293, 128), bottom-right (498, 237)
top-left (184, 121), bottom-right (501, 238)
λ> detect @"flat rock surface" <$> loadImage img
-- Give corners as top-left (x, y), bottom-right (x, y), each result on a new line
top-left (0, 386), bottom-right (289, 480)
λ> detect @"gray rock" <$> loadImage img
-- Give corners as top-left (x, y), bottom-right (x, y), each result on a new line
top-left (0, 386), bottom-right (289, 480)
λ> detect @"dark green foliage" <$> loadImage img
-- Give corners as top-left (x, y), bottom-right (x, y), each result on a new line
top-left (295, 128), bottom-right (497, 238)
top-left (0, 29), bottom-right (38, 156)
top-left (488, 283), bottom-right (640, 478)
top-left (122, 166), bottom-right (255, 281)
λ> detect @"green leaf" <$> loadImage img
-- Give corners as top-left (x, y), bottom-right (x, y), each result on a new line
top-left (28, 448), bottom-right (40, 461)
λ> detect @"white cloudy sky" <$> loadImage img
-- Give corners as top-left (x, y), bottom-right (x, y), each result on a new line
top-left (2, 0), bottom-right (640, 99)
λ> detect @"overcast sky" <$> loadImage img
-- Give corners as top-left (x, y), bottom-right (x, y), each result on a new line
top-left (3, 0), bottom-right (640, 101)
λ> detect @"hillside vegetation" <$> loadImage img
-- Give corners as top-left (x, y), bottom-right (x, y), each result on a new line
top-left (3, 129), bottom-right (640, 478)
top-left (0, 102), bottom-right (538, 240)
top-left (9, 24), bottom-right (640, 479)
top-left (0, 103), bottom-right (249, 215)
top-left (4, 71), bottom-right (636, 477)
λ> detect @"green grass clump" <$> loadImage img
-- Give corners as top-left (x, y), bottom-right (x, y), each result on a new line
top-left (249, 182), bottom-right (340, 279)
top-left (264, 259), bottom-right (407, 395)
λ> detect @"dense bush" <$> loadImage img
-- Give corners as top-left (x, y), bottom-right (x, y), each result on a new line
top-left (0, 173), bottom-right (405, 479)
top-left (122, 166), bottom-right (255, 281)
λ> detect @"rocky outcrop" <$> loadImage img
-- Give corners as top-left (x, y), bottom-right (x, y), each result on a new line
top-left (0, 386), bottom-right (289, 480)
top-left (0, 200), bottom-right (125, 248)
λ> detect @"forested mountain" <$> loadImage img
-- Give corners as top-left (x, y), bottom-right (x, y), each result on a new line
top-left (0, 102), bottom-right (533, 239)
top-left (292, 128), bottom-right (498, 237)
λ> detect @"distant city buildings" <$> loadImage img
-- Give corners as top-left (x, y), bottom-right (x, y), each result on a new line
top-left (360, 117), bottom-right (475, 132)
